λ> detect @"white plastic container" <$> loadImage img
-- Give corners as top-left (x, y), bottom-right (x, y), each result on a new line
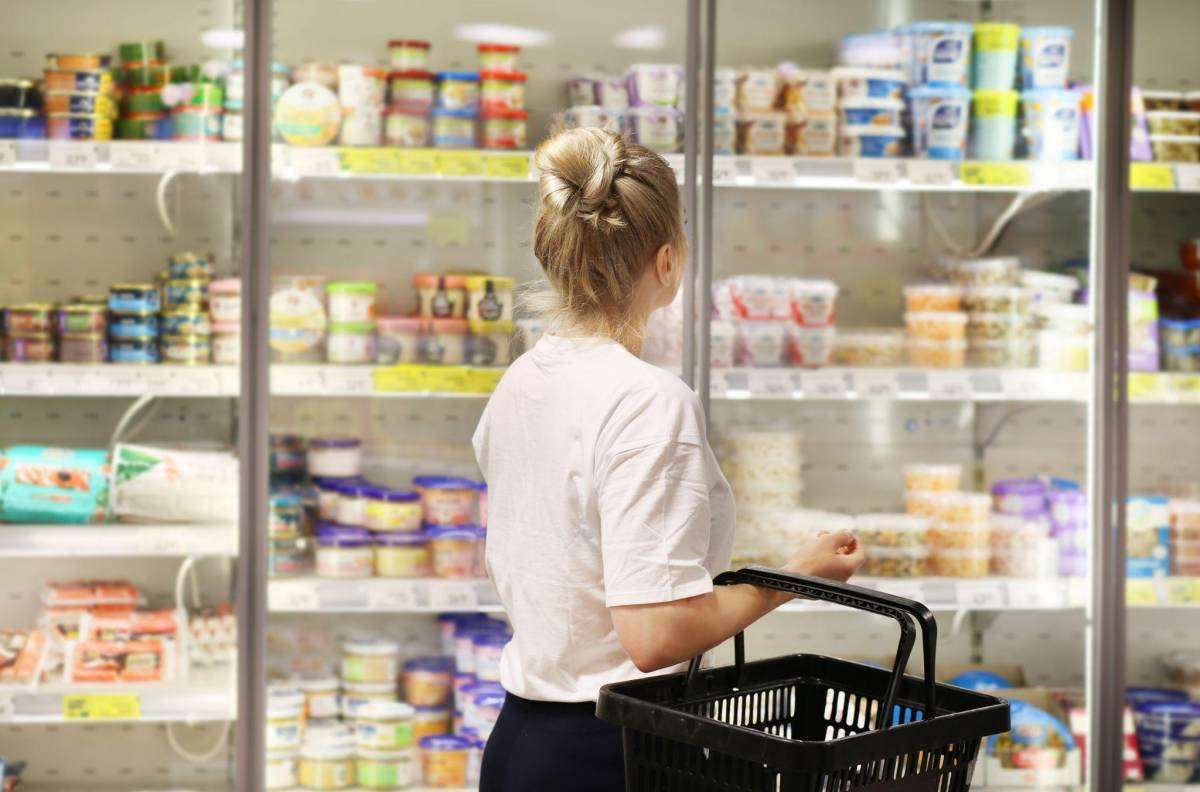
top-left (789, 279), bottom-right (839, 326)
top-left (831, 67), bottom-right (907, 101)
top-left (308, 437), bottom-right (363, 477)
top-left (1019, 27), bottom-right (1074, 90)
top-left (837, 97), bottom-right (904, 128)
top-left (838, 125), bottom-right (905, 157)
top-left (736, 320), bottom-right (787, 367)
top-left (905, 21), bottom-right (973, 87)
top-left (788, 325), bottom-right (836, 368)
top-left (909, 84), bottom-right (970, 160)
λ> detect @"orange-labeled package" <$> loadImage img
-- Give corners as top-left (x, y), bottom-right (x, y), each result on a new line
top-left (66, 639), bottom-right (172, 683)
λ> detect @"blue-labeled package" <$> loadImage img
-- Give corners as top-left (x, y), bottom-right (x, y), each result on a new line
top-left (838, 98), bottom-right (904, 128)
top-left (910, 84), bottom-right (970, 159)
top-left (1020, 26), bottom-right (1074, 90)
top-left (831, 67), bottom-right (907, 101)
top-left (431, 107), bottom-right (477, 149)
top-left (905, 21), bottom-right (973, 87)
top-left (0, 445), bottom-right (110, 524)
top-left (986, 699), bottom-right (1076, 754)
top-left (163, 279), bottom-right (207, 309)
top-left (0, 109), bottom-right (45, 139)
top-left (110, 338), bottom-right (160, 364)
top-left (161, 309), bottom-right (210, 337)
top-left (839, 125), bottom-right (905, 157)
top-left (1160, 318), bottom-right (1200, 348)
top-left (109, 283), bottom-right (160, 313)
top-left (949, 670), bottom-right (1015, 692)
top-left (108, 312), bottom-right (159, 340)
top-left (1022, 88), bottom-right (1081, 161)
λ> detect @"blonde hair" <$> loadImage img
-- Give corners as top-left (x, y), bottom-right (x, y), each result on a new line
top-left (528, 127), bottom-right (685, 341)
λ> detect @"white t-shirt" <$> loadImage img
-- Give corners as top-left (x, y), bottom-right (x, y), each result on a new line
top-left (472, 334), bottom-right (735, 703)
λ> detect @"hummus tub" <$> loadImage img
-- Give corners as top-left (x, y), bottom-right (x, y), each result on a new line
top-left (1020, 26), bottom-right (1074, 89)
top-left (905, 21), bottom-right (973, 88)
top-left (1022, 88), bottom-right (1081, 161)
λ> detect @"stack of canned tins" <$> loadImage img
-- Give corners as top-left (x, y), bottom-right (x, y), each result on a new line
top-left (2, 298), bottom-right (108, 362)
top-left (170, 66), bottom-right (224, 142)
top-left (0, 77), bottom-right (45, 140)
top-left (160, 252), bottom-right (214, 363)
top-left (44, 53), bottom-right (116, 140)
top-left (116, 40), bottom-right (170, 141)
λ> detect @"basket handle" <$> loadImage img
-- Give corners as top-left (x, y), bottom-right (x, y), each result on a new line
top-left (692, 565), bottom-right (938, 726)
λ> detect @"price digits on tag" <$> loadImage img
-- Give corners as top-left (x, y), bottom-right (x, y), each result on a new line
top-left (63, 693), bottom-right (140, 720)
top-left (430, 582), bottom-right (478, 610)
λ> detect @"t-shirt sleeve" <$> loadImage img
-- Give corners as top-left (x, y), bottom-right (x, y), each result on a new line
top-left (596, 385), bottom-right (716, 607)
top-left (471, 404), bottom-right (490, 480)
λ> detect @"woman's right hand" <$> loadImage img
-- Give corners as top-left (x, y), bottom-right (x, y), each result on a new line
top-left (783, 530), bottom-right (866, 583)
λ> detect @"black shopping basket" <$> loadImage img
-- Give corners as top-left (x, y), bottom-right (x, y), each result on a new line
top-left (598, 566), bottom-right (1011, 792)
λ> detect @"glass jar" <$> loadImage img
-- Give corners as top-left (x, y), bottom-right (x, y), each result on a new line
top-left (356, 699), bottom-right (415, 750)
top-left (365, 487), bottom-right (422, 532)
top-left (341, 638), bottom-right (400, 685)
top-left (374, 532), bottom-right (432, 578)
top-left (316, 524), bottom-right (374, 578)
top-left (402, 657), bottom-right (454, 707)
top-left (428, 525), bottom-right (478, 579)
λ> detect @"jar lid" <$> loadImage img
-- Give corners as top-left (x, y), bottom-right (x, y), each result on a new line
top-left (310, 436), bottom-right (362, 449)
top-left (413, 475), bottom-right (479, 490)
top-left (473, 692), bottom-right (506, 707)
top-left (359, 699), bottom-right (415, 720)
top-left (419, 734), bottom-right (473, 751)
top-left (472, 632), bottom-right (509, 647)
top-left (404, 656), bottom-right (455, 672)
top-left (388, 40), bottom-right (431, 49)
top-left (477, 43), bottom-right (520, 53)
top-left (327, 280), bottom-right (377, 294)
top-left (317, 524), bottom-right (373, 547)
top-left (479, 70), bottom-right (527, 82)
top-left (375, 531), bottom-right (429, 546)
top-left (294, 673), bottom-right (339, 692)
top-left (436, 71), bottom-right (480, 82)
top-left (426, 525), bottom-right (478, 540)
top-left (343, 638), bottom-right (399, 656)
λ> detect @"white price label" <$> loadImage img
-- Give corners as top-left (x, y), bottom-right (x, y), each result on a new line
top-left (141, 369), bottom-right (173, 392)
top-left (882, 581), bottom-right (923, 602)
top-left (428, 581), bottom-right (479, 611)
top-left (269, 583), bottom-right (319, 611)
top-left (160, 142), bottom-right (206, 171)
top-left (852, 158), bottom-right (902, 184)
top-left (920, 581), bottom-right (957, 606)
top-left (1176, 164), bottom-right (1200, 193)
top-left (3, 369), bottom-right (38, 393)
top-left (750, 157), bottom-right (796, 185)
top-left (712, 155), bottom-right (739, 183)
top-left (49, 141), bottom-right (101, 169)
top-left (110, 142), bottom-right (158, 171)
top-left (961, 581), bottom-right (1007, 609)
top-left (906, 159), bottom-right (955, 186)
top-left (367, 581), bottom-right (420, 611)
top-left (708, 373), bottom-right (728, 398)
top-left (803, 371), bottom-right (848, 399)
top-left (927, 372), bottom-right (972, 400)
top-left (1008, 581), bottom-right (1064, 609)
top-left (0, 141), bottom-right (17, 167)
top-left (857, 371), bottom-right (900, 399)
top-left (332, 368), bottom-right (374, 395)
top-left (106, 369), bottom-right (142, 394)
top-left (747, 370), bottom-right (792, 398)
top-left (289, 146), bottom-right (341, 177)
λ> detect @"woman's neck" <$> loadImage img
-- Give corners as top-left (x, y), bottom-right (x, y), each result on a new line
top-left (556, 314), bottom-right (647, 357)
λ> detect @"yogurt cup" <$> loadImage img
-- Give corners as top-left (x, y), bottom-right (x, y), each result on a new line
top-left (1020, 26), bottom-right (1074, 89)
top-left (736, 320), bottom-right (787, 367)
top-left (1022, 88), bottom-right (1081, 161)
top-left (910, 84), bottom-right (970, 159)
top-left (564, 105), bottom-right (621, 133)
top-left (973, 22), bottom-right (1020, 90)
top-left (838, 125), bottom-right (905, 157)
top-left (627, 63), bottom-right (682, 107)
top-left (624, 106), bottom-right (681, 153)
top-left (905, 21), bottom-right (973, 88)
top-left (837, 97), bottom-right (904, 128)
top-left (788, 325), bottom-right (836, 368)
top-left (789, 279), bottom-right (838, 326)
top-left (736, 68), bottom-right (779, 113)
top-left (738, 112), bottom-right (786, 155)
top-left (831, 67), bottom-right (906, 101)
top-left (972, 89), bottom-right (1020, 160)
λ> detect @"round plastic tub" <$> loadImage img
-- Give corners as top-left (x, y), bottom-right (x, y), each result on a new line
top-left (905, 490), bottom-right (955, 519)
top-left (335, 484), bottom-right (369, 527)
top-left (908, 338), bottom-right (967, 367)
top-left (1150, 134), bottom-right (1200, 163)
top-left (464, 275), bottom-right (515, 323)
top-left (990, 515), bottom-right (1052, 553)
top-left (316, 524), bottom-right (374, 579)
top-left (388, 40), bottom-right (430, 70)
top-left (928, 522), bottom-right (992, 552)
top-left (929, 549), bottom-right (990, 577)
top-left (904, 463), bottom-right (963, 492)
top-left (377, 316), bottom-right (423, 364)
top-left (905, 311), bottom-right (967, 341)
top-left (831, 67), bottom-right (906, 101)
top-left (297, 741), bottom-right (355, 789)
top-left (1022, 89), bottom-right (1081, 161)
top-left (789, 279), bottom-right (839, 326)
top-left (477, 43), bottom-right (520, 72)
top-left (831, 328), bottom-right (905, 366)
top-left (906, 21), bottom-right (973, 86)
top-left (838, 125), bottom-right (905, 157)
top-left (412, 706), bottom-right (453, 743)
top-left (787, 325), bottom-right (835, 368)
top-left (422, 318), bottom-right (469, 364)
top-left (435, 71), bottom-right (479, 111)
top-left (413, 476), bottom-right (478, 525)
top-left (837, 97), bottom-right (904, 128)
top-left (941, 493), bottom-right (993, 524)
top-left (340, 681), bottom-right (397, 720)
top-left (973, 22), bottom-right (1020, 90)
top-left (308, 437), bottom-right (363, 478)
top-left (971, 89), bottom-right (1019, 160)
top-left (413, 273), bottom-right (467, 319)
top-left (1020, 27), bottom-right (1074, 89)
top-left (1146, 111), bottom-right (1200, 137)
top-left (967, 338), bottom-right (1035, 367)
top-left (904, 284), bottom-right (962, 312)
top-left (1142, 91), bottom-right (1184, 111)
top-left (992, 477), bottom-right (1049, 517)
top-left (950, 257), bottom-right (1020, 287)
top-left (403, 656), bottom-right (454, 707)
top-left (298, 674), bottom-right (340, 721)
top-left (266, 697), bottom-right (304, 751)
top-left (365, 488), bottom-right (422, 532)
top-left (967, 312), bottom-right (1030, 342)
top-left (991, 541), bottom-right (1057, 577)
top-left (341, 638), bottom-right (400, 685)
top-left (862, 547), bottom-right (929, 577)
top-left (1033, 302), bottom-right (1091, 334)
top-left (736, 320), bottom-right (787, 367)
top-left (374, 532), bottom-right (431, 578)
top-left (962, 286), bottom-right (1029, 314)
top-left (420, 735), bottom-right (472, 788)
top-left (473, 632), bottom-right (508, 683)
top-left (355, 699), bottom-right (415, 750)
top-left (910, 84), bottom-right (971, 160)
top-left (356, 747), bottom-right (416, 790)
top-left (1037, 331), bottom-right (1089, 371)
top-left (854, 514), bottom-right (930, 549)
top-left (428, 524), bottom-right (478, 579)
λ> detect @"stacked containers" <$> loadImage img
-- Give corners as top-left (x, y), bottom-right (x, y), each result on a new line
top-left (901, 21), bottom-right (972, 160)
top-left (711, 68), bottom-right (736, 154)
top-left (414, 476), bottom-right (483, 581)
top-left (787, 279), bottom-right (838, 367)
top-left (169, 65), bottom-right (224, 143)
top-left (411, 273), bottom-right (468, 366)
top-left (44, 53), bottom-right (116, 141)
top-left (270, 275), bottom-right (327, 363)
top-left (1048, 484), bottom-right (1087, 577)
top-left (781, 67), bottom-right (836, 156)
top-left (713, 276), bottom-right (837, 368)
top-left (1169, 500), bottom-right (1200, 576)
top-left (735, 68), bottom-right (785, 156)
top-left (854, 514), bottom-right (931, 577)
top-left (989, 477), bottom-right (1056, 578)
top-left (1020, 26), bottom-right (1078, 161)
top-left (222, 59), bottom-right (291, 141)
top-left (338, 64), bottom-right (387, 146)
top-left (464, 275), bottom-right (515, 367)
top-left (950, 256), bottom-right (1030, 367)
top-left (386, 47), bottom-right (434, 147)
top-left (326, 282), bottom-right (378, 364)
top-left (904, 281), bottom-right (966, 368)
top-left (115, 41), bottom-right (168, 141)
top-left (209, 277), bottom-right (241, 364)
top-left (626, 64), bottom-right (683, 153)
top-left (832, 66), bottom-right (906, 158)
top-left (1134, 700), bottom-right (1200, 783)
top-left (972, 23), bottom-right (1020, 160)
top-left (904, 463), bottom-right (991, 577)
top-left (3, 302), bottom-right (57, 362)
top-left (160, 252), bottom-right (213, 364)
top-left (433, 69), bottom-right (479, 149)
top-left (0, 77), bottom-right (45, 140)
top-left (56, 299), bottom-right (108, 363)
top-left (717, 427), bottom-right (804, 510)
top-left (108, 281), bottom-right (161, 364)
top-left (477, 44), bottom-right (527, 150)
top-left (562, 72), bottom-right (627, 137)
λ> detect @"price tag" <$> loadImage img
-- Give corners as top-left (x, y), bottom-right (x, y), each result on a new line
top-left (1165, 578), bottom-right (1200, 605)
top-left (708, 373), bottom-right (728, 398)
top-left (339, 147), bottom-right (391, 174)
top-left (109, 142), bottom-right (158, 171)
top-left (485, 152), bottom-right (531, 180)
top-left (960, 581), bottom-right (1007, 609)
top-left (428, 581), bottom-right (479, 611)
top-left (1130, 162), bottom-right (1175, 191)
top-left (852, 158), bottom-right (902, 184)
top-left (750, 157), bottom-right (796, 185)
top-left (906, 159), bottom-right (955, 186)
top-left (289, 146), bottom-right (341, 177)
top-left (374, 364), bottom-right (427, 393)
top-left (49, 141), bottom-right (101, 169)
top-left (160, 142), bottom-right (205, 171)
top-left (330, 368), bottom-right (374, 395)
top-left (317, 582), bottom-right (369, 610)
top-left (1176, 163), bottom-right (1200, 193)
top-left (927, 372), bottom-right (972, 400)
top-left (1128, 372), bottom-right (1166, 401)
top-left (269, 582), bottom-right (318, 611)
top-left (713, 155), bottom-right (738, 183)
top-left (1008, 581), bottom-right (1064, 609)
top-left (883, 581), bottom-right (923, 602)
top-left (63, 693), bottom-right (140, 721)
top-left (466, 367), bottom-right (505, 394)
top-left (747, 369), bottom-right (791, 398)
top-left (437, 150), bottom-right (486, 177)
top-left (146, 533), bottom-right (188, 556)
top-left (423, 366), bottom-right (473, 393)
top-left (857, 371), bottom-right (900, 399)
top-left (959, 161), bottom-right (1031, 187)
top-left (0, 140), bottom-right (16, 167)
top-left (368, 581), bottom-right (420, 611)
top-left (394, 148), bottom-right (437, 175)
top-left (803, 371), bottom-right (848, 399)
top-left (1173, 374), bottom-right (1200, 402)
top-left (1126, 579), bottom-right (1159, 606)
top-left (920, 581), bottom-right (957, 606)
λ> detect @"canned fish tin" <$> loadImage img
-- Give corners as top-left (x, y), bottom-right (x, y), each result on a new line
top-left (0, 109), bottom-right (45, 139)
top-left (172, 106), bottom-right (222, 141)
top-left (46, 113), bottom-right (113, 140)
top-left (72, 294), bottom-right (109, 307)
top-left (110, 283), bottom-right (160, 313)
top-left (60, 334), bottom-right (108, 363)
top-left (110, 338), bottom-right (159, 364)
top-left (43, 70), bottom-right (113, 94)
top-left (117, 114), bottom-right (170, 141)
top-left (168, 252), bottom-right (215, 280)
top-left (44, 91), bottom-right (118, 118)
top-left (109, 311), bottom-right (159, 340)
top-left (161, 334), bottom-right (212, 364)
top-left (4, 334), bottom-right (55, 362)
top-left (161, 309), bottom-right (211, 336)
top-left (119, 64), bottom-right (170, 89)
top-left (163, 279), bottom-right (208, 309)
top-left (57, 304), bottom-right (108, 335)
top-left (4, 303), bottom-right (55, 336)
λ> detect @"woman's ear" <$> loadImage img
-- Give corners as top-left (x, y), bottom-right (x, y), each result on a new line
top-left (654, 243), bottom-right (677, 287)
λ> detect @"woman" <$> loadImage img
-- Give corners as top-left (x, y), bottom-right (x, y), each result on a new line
top-left (473, 127), bottom-right (865, 791)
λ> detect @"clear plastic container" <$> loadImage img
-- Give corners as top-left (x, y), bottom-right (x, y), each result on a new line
top-left (905, 489), bottom-right (955, 518)
top-left (364, 488), bottom-right (422, 532)
top-left (909, 338), bottom-right (967, 368)
top-left (355, 699), bottom-right (415, 750)
top-left (1018, 269), bottom-right (1078, 304)
top-left (1037, 331), bottom-right (1089, 372)
top-left (990, 541), bottom-right (1057, 578)
top-left (905, 311), bottom-right (967, 341)
top-left (413, 475), bottom-right (478, 525)
top-left (789, 279), bottom-right (839, 326)
top-left (340, 681), bottom-right (397, 720)
top-left (940, 493), bottom-right (992, 524)
top-left (428, 525), bottom-right (478, 579)
top-left (968, 339), bottom-right (1035, 367)
top-left (929, 549), bottom-right (990, 577)
top-left (967, 312), bottom-right (1030, 342)
top-left (949, 257), bottom-right (1020, 287)
top-left (862, 546), bottom-right (929, 577)
top-left (962, 286), bottom-right (1030, 313)
top-left (854, 514), bottom-right (930, 548)
top-left (374, 532), bottom-right (431, 578)
top-left (904, 284), bottom-right (962, 312)
top-left (929, 522), bottom-right (992, 552)
top-left (990, 514), bottom-right (1052, 553)
top-left (341, 639), bottom-right (400, 685)
top-left (1033, 302), bottom-right (1092, 334)
top-left (737, 320), bottom-right (787, 367)
top-left (904, 464), bottom-right (963, 492)
top-left (298, 674), bottom-right (341, 721)
top-left (1173, 544), bottom-right (1200, 576)
top-left (832, 328), bottom-right (905, 366)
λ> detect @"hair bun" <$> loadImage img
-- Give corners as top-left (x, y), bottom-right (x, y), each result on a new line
top-left (534, 127), bottom-right (628, 229)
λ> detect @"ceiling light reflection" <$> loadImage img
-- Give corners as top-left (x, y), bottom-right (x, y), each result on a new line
top-left (613, 26), bottom-right (666, 51)
top-left (453, 24), bottom-right (551, 47)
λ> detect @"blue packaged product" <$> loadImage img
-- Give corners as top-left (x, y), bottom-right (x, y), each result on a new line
top-left (831, 67), bottom-right (907, 101)
top-left (973, 22), bottom-right (1021, 90)
top-left (949, 670), bottom-right (1015, 692)
top-left (110, 338), bottom-right (160, 364)
top-left (985, 699), bottom-right (1076, 755)
top-left (972, 89), bottom-right (1020, 160)
top-left (1020, 27), bottom-right (1074, 89)
top-left (910, 84), bottom-right (970, 159)
top-left (0, 109), bottom-right (45, 139)
top-left (0, 445), bottom-right (110, 524)
top-left (108, 312), bottom-right (159, 340)
top-left (839, 125), bottom-right (905, 157)
top-left (1022, 88), bottom-right (1080, 161)
top-left (109, 283), bottom-right (160, 313)
top-left (905, 21), bottom-right (973, 87)
top-left (838, 98), bottom-right (904, 128)
top-left (430, 107), bottom-right (477, 149)
top-left (1127, 494), bottom-right (1170, 578)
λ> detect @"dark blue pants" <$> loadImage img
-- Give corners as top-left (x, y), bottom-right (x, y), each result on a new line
top-left (480, 692), bottom-right (625, 791)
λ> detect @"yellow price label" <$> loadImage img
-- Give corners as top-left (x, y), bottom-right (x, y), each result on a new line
top-left (338, 147), bottom-right (393, 174)
top-left (63, 693), bottom-right (140, 720)
top-left (1126, 579), bottom-right (1159, 606)
top-left (393, 149), bottom-right (438, 175)
top-left (959, 161), bottom-right (1031, 187)
top-left (423, 366), bottom-right (473, 392)
top-left (374, 364), bottom-right (428, 393)
top-left (437, 150), bottom-right (485, 177)
top-left (1130, 162), bottom-right (1174, 191)
top-left (466, 367), bottom-right (505, 393)
top-left (1166, 578), bottom-right (1200, 605)
top-left (486, 152), bottom-right (531, 180)
top-left (1128, 372), bottom-right (1165, 401)
top-left (1173, 374), bottom-right (1200, 400)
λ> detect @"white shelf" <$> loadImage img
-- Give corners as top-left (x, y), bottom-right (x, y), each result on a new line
top-left (0, 523), bottom-right (235, 558)
top-left (269, 577), bottom-right (503, 613)
top-left (0, 665), bottom-right (233, 724)
top-left (714, 367), bottom-right (1090, 402)
top-left (0, 363), bottom-right (238, 397)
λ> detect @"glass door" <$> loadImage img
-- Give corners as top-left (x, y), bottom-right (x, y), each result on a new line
top-left (0, 1), bottom-right (243, 789)
top-left (704, 0), bottom-right (1101, 787)
top-left (260, 2), bottom-right (690, 789)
